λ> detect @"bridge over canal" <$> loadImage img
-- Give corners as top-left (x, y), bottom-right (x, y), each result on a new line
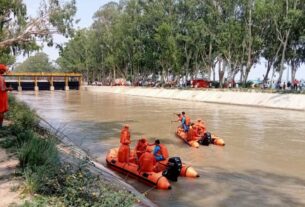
top-left (4, 72), bottom-right (82, 91)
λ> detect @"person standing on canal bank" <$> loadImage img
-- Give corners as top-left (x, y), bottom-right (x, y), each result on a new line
top-left (0, 64), bottom-right (12, 128)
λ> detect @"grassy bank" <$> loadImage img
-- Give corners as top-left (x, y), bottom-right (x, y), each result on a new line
top-left (0, 95), bottom-right (136, 207)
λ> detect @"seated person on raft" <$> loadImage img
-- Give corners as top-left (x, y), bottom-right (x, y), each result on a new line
top-left (153, 139), bottom-right (169, 161)
top-left (135, 137), bottom-right (148, 160)
top-left (138, 147), bottom-right (156, 173)
top-left (193, 119), bottom-right (206, 136)
top-left (187, 123), bottom-right (198, 142)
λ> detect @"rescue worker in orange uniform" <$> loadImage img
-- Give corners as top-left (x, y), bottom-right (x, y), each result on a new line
top-left (138, 147), bottom-right (156, 173)
top-left (135, 138), bottom-right (148, 160)
top-left (181, 111), bottom-right (191, 132)
top-left (153, 139), bottom-right (169, 161)
top-left (193, 119), bottom-right (206, 137)
top-left (187, 123), bottom-right (198, 142)
top-left (118, 124), bottom-right (131, 162)
top-left (0, 64), bottom-right (12, 128)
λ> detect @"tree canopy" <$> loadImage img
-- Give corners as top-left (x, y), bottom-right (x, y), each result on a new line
top-left (15, 52), bottom-right (55, 72)
top-left (2, 0), bottom-right (305, 86)
top-left (57, 0), bottom-right (305, 85)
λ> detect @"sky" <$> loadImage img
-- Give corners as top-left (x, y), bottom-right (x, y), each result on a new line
top-left (19, 0), bottom-right (305, 81)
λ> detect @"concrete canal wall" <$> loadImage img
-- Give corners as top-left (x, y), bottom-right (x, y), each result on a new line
top-left (84, 86), bottom-right (305, 111)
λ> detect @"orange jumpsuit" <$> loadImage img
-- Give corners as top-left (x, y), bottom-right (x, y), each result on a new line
top-left (194, 121), bottom-right (206, 137)
top-left (187, 126), bottom-right (197, 142)
top-left (135, 139), bottom-right (147, 160)
top-left (139, 151), bottom-right (156, 173)
top-left (118, 127), bottom-right (131, 162)
top-left (0, 75), bottom-right (8, 113)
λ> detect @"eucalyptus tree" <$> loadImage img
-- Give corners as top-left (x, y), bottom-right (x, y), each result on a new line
top-left (256, 0), bottom-right (282, 84)
top-left (91, 2), bottom-right (122, 80)
top-left (269, 0), bottom-right (304, 82)
top-left (57, 30), bottom-right (89, 74)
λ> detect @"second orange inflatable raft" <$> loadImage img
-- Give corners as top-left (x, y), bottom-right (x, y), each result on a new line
top-left (176, 127), bottom-right (225, 148)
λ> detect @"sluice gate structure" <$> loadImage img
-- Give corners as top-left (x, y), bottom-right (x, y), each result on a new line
top-left (4, 72), bottom-right (82, 91)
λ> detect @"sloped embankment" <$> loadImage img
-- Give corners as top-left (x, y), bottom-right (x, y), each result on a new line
top-left (84, 86), bottom-right (305, 111)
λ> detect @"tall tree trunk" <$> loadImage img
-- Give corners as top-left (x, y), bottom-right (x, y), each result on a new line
top-left (113, 66), bottom-right (116, 80)
top-left (278, 31), bottom-right (290, 82)
top-left (218, 59), bottom-right (225, 88)
top-left (207, 41), bottom-right (213, 81)
top-left (239, 65), bottom-right (244, 83)
top-left (184, 45), bottom-right (192, 75)
top-left (263, 59), bottom-right (273, 84)
top-left (243, 63), bottom-right (252, 84)
top-left (244, 0), bottom-right (252, 85)
top-left (291, 60), bottom-right (297, 82)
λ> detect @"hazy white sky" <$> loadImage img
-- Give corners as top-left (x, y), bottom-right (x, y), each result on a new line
top-left (19, 0), bottom-right (304, 81)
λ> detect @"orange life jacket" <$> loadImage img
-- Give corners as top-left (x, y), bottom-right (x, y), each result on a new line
top-left (156, 144), bottom-right (169, 159)
top-left (118, 144), bottom-right (130, 162)
top-left (187, 126), bottom-right (197, 141)
top-left (135, 140), bottom-right (147, 159)
top-left (185, 116), bottom-right (191, 125)
top-left (120, 129), bottom-right (130, 145)
top-left (139, 152), bottom-right (156, 172)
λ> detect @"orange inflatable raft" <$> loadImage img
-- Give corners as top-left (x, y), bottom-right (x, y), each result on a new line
top-left (176, 127), bottom-right (225, 147)
top-left (106, 148), bottom-right (199, 190)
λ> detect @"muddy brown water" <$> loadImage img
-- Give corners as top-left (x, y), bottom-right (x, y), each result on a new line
top-left (15, 90), bottom-right (305, 207)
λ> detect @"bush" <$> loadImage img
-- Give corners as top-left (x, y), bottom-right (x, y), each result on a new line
top-left (23, 165), bottom-right (59, 195)
top-left (7, 95), bottom-right (38, 135)
top-left (18, 136), bottom-right (59, 169)
top-left (22, 165), bottom-right (136, 207)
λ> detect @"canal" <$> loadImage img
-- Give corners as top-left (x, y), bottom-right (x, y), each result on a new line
top-left (15, 90), bottom-right (305, 207)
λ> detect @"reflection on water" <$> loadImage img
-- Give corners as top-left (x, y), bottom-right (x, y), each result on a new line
top-left (15, 90), bottom-right (305, 207)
